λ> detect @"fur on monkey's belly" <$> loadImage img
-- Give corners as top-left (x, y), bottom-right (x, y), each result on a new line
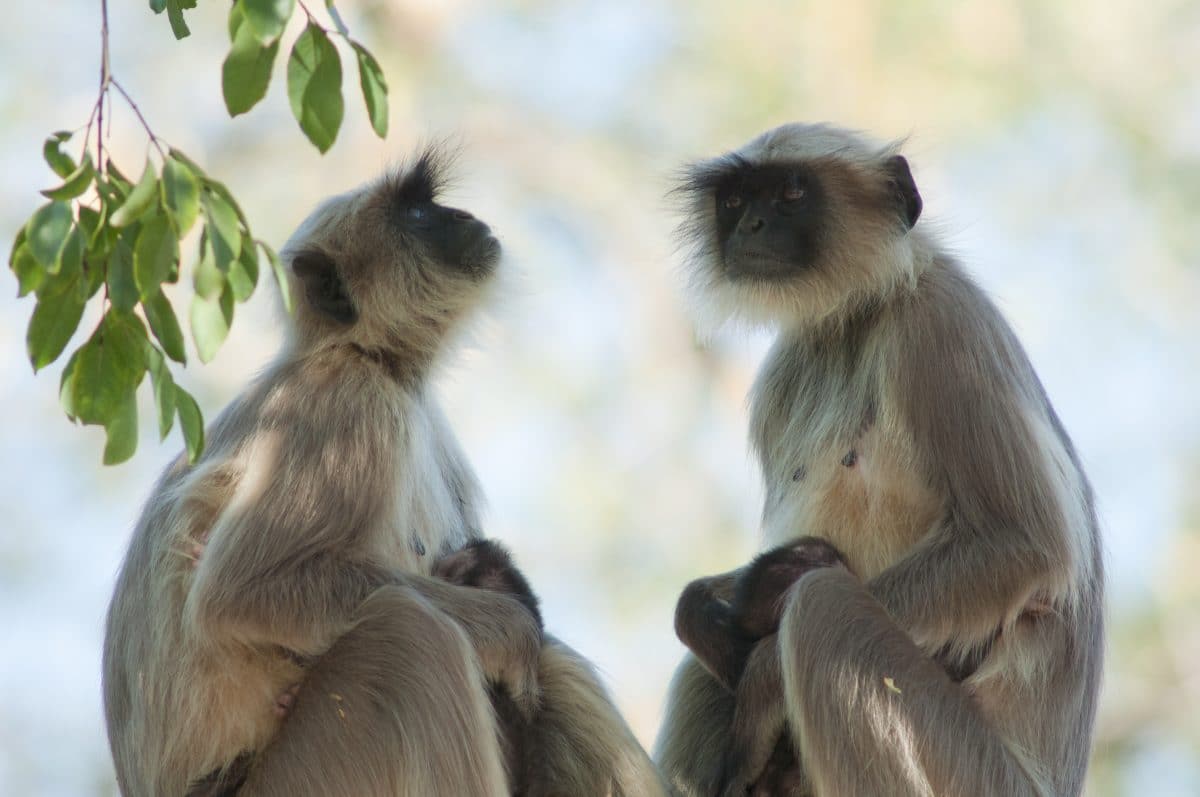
top-left (763, 423), bottom-right (941, 581)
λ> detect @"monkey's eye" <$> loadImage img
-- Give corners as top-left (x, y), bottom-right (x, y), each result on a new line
top-left (406, 205), bottom-right (427, 221)
top-left (723, 194), bottom-right (742, 209)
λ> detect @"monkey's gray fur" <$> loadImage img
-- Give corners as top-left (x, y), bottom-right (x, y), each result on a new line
top-left (655, 123), bottom-right (1104, 797)
top-left (102, 148), bottom-right (664, 797)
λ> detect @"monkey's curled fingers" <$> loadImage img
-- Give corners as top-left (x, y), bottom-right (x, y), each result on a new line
top-left (733, 536), bottom-right (848, 639)
top-left (674, 571), bottom-right (753, 692)
top-left (433, 539), bottom-right (543, 629)
top-left (422, 544), bottom-right (544, 718)
top-left (719, 635), bottom-right (796, 797)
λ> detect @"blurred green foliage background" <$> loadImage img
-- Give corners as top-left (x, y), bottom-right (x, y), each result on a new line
top-left (1, 1), bottom-right (1197, 794)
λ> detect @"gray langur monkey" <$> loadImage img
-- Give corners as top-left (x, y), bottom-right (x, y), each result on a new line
top-left (102, 148), bottom-right (664, 797)
top-left (654, 123), bottom-right (1104, 797)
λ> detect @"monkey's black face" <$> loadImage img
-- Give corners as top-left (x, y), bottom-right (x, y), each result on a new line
top-left (390, 155), bottom-right (500, 278)
top-left (398, 201), bottom-right (500, 277)
top-left (712, 162), bottom-right (826, 281)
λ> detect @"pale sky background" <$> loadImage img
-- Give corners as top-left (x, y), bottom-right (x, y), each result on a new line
top-left (1, 1), bottom-right (1198, 795)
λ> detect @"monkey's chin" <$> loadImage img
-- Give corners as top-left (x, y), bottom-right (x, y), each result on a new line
top-left (452, 233), bottom-right (501, 279)
top-left (469, 234), bottom-right (502, 276)
top-left (725, 257), bottom-right (803, 283)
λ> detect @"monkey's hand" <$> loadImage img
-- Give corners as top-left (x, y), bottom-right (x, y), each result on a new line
top-left (732, 536), bottom-right (847, 639)
top-left (675, 572), bottom-right (755, 692)
top-left (433, 539), bottom-right (543, 629)
top-left (719, 635), bottom-right (795, 797)
top-left (427, 540), bottom-right (544, 719)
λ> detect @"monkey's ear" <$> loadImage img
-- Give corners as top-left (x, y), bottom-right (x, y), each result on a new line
top-left (292, 251), bottom-right (358, 325)
top-left (885, 155), bottom-right (922, 230)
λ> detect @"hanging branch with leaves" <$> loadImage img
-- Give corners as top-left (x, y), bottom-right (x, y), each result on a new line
top-left (7, 0), bottom-right (390, 465)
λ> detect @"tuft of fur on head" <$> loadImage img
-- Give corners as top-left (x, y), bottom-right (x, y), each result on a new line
top-left (277, 143), bottom-right (503, 375)
top-left (672, 123), bottom-right (930, 335)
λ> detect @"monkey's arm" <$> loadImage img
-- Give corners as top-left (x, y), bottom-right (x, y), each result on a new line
top-left (779, 567), bottom-right (1053, 796)
top-left (183, 392), bottom-right (539, 679)
top-left (871, 271), bottom-right (1081, 652)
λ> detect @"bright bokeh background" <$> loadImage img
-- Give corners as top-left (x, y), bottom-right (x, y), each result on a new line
top-left (2, 1), bottom-right (1198, 794)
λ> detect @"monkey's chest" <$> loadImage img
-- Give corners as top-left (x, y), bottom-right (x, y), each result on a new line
top-left (373, 426), bottom-right (475, 575)
top-left (757, 401), bottom-right (940, 581)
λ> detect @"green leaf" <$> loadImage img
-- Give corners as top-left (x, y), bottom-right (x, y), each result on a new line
top-left (203, 191), bottom-right (242, 269)
top-left (146, 345), bottom-right (176, 439)
top-left (59, 348), bottom-right (82, 420)
top-left (25, 201), bottom-right (73, 271)
top-left (243, 0), bottom-right (294, 44)
top-left (110, 159), bottom-right (159, 228)
top-left (105, 312), bottom-right (151, 387)
top-left (59, 226), bottom-right (85, 285)
top-left (134, 214), bottom-right (180, 298)
top-left (8, 226), bottom-right (26, 266)
top-left (193, 231), bottom-right (225, 300)
top-left (11, 244), bottom-right (45, 297)
top-left (352, 42), bottom-right (388, 138)
top-left (228, 0), bottom-right (245, 39)
top-left (143, 289), bottom-right (187, 363)
top-left (190, 287), bottom-right (234, 363)
top-left (106, 233), bottom-right (138, 312)
top-left (27, 274), bottom-right (85, 372)
top-left (288, 24), bottom-right (344, 154)
top-left (165, 0), bottom-right (191, 39)
top-left (77, 206), bottom-right (103, 246)
top-left (103, 390), bottom-right (139, 465)
top-left (165, 148), bottom-right (206, 180)
top-left (43, 131), bottom-right (76, 179)
top-left (162, 156), bottom-right (201, 234)
top-left (203, 179), bottom-right (249, 228)
top-left (68, 313), bottom-right (147, 424)
top-left (223, 19), bottom-right (281, 117)
top-left (149, 0), bottom-right (167, 13)
top-left (175, 385), bottom-right (205, 463)
top-left (106, 160), bottom-right (134, 195)
top-left (228, 232), bottom-right (260, 301)
top-left (41, 154), bottom-right (95, 201)
top-left (261, 241), bottom-right (292, 313)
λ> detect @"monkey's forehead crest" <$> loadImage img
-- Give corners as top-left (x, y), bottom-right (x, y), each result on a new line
top-left (385, 143), bottom-right (459, 204)
top-left (675, 122), bottom-right (896, 196)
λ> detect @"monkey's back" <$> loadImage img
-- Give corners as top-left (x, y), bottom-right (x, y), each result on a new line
top-left (102, 353), bottom-right (485, 796)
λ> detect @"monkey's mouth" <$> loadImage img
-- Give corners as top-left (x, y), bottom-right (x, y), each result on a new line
top-left (462, 232), bottom-right (501, 276)
top-left (724, 251), bottom-right (803, 281)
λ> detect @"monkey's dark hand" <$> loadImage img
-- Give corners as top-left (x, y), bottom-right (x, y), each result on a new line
top-left (732, 536), bottom-right (847, 639)
top-left (675, 572), bottom-right (755, 692)
top-left (433, 539), bottom-right (543, 629)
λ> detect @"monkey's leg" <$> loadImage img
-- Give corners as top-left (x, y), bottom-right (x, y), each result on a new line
top-left (240, 585), bottom-right (508, 797)
top-left (653, 653), bottom-right (737, 797)
top-left (521, 636), bottom-right (669, 797)
top-left (780, 567), bottom-right (1073, 796)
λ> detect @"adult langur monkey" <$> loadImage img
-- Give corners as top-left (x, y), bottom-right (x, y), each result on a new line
top-left (102, 148), bottom-right (665, 797)
top-left (655, 123), bottom-right (1103, 796)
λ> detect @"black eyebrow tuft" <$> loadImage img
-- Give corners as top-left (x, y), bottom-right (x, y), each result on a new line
top-left (391, 142), bottom-right (460, 203)
top-left (671, 153), bottom-right (752, 200)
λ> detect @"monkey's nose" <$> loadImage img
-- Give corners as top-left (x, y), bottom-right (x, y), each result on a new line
top-left (740, 216), bottom-right (765, 234)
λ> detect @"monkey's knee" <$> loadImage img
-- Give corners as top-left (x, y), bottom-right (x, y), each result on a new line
top-left (244, 586), bottom-right (506, 796)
